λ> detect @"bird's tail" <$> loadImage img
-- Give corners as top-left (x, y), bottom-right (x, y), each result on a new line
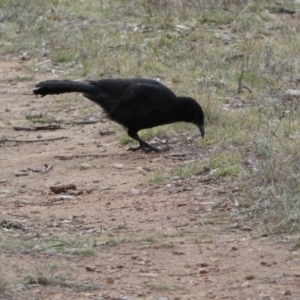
top-left (33, 80), bottom-right (98, 97)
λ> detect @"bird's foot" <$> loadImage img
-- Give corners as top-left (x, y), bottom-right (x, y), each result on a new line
top-left (127, 145), bottom-right (170, 153)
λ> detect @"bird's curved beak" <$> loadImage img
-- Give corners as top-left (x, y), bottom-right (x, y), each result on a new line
top-left (193, 120), bottom-right (205, 138)
top-left (198, 124), bottom-right (205, 138)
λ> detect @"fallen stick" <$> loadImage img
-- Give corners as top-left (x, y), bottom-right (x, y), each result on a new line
top-left (55, 120), bottom-right (98, 125)
top-left (42, 164), bottom-right (53, 174)
top-left (54, 153), bottom-right (122, 160)
top-left (0, 136), bottom-right (68, 143)
top-left (15, 172), bottom-right (30, 177)
top-left (13, 125), bottom-right (61, 131)
top-left (69, 120), bottom-right (98, 125)
top-left (36, 59), bottom-right (51, 66)
top-left (169, 272), bottom-right (199, 277)
top-left (97, 182), bottom-right (128, 191)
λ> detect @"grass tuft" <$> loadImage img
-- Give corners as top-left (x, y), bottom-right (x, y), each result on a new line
top-left (0, 271), bottom-right (7, 294)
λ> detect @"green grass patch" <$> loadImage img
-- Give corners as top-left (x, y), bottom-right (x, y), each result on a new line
top-left (34, 236), bottom-right (96, 256)
top-left (103, 237), bottom-right (121, 247)
top-left (158, 242), bottom-right (175, 249)
top-left (139, 235), bottom-right (156, 244)
top-left (148, 172), bottom-right (167, 184)
top-left (52, 50), bottom-right (76, 63)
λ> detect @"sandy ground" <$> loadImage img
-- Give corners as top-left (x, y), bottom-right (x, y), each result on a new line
top-left (0, 60), bottom-right (300, 300)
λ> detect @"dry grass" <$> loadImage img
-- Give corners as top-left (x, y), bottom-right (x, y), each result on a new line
top-left (0, 271), bottom-right (7, 294)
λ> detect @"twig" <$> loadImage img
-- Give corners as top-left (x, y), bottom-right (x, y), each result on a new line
top-left (13, 125), bottom-right (61, 131)
top-left (99, 185), bottom-right (116, 191)
top-left (169, 272), bottom-right (199, 277)
top-left (70, 120), bottom-right (98, 125)
top-left (237, 58), bottom-right (245, 94)
top-left (54, 153), bottom-right (123, 160)
top-left (97, 182), bottom-right (128, 191)
top-left (15, 172), bottom-right (30, 177)
top-left (74, 154), bottom-right (109, 158)
top-left (56, 120), bottom-right (98, 125)
top-left (238, 209), bottom-right (262, 215)
top-left (36, 59), bottom-right (51, 66)
top-left (11, 201), bottom-right (61, 206)
top-left (0, 136), bottom-right (68, 143)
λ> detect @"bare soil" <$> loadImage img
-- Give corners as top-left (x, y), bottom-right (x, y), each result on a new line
top-left (1, 60), bottom-right (300, 300)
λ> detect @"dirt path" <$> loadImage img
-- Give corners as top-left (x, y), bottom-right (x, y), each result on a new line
top-left (1, 61), bottom-right (300, 300)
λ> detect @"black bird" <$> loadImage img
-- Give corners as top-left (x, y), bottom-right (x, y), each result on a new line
top-left (33, 78), bottom-right (204, 152)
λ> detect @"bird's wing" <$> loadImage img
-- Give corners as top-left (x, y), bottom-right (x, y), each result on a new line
top-left (89, 79), bottom-right (175, 103)
top-left (121, 82), bottom-right (177, 106)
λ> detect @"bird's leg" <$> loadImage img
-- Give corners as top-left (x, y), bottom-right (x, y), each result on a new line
top-left (127, 131), bottom-right (170, 153)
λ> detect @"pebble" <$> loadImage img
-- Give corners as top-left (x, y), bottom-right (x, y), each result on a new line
top-left (241, 281), bottom-right (250, 288)
top-left (79, 163), bottom-right (91, 170)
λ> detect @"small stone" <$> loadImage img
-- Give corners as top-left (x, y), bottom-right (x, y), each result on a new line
top-left (112, 163), bottom-right (123, 169)
top-left (172, 251), bottom-right (185, 255)
top-left (32, 245), bottom-right (42, 251)
top-left (267, 278), bottom-right (277, 284)
top-left (26, 111), bottom-right (43, 119)
top-left (21, 51), bottom-right (30, 61)
top-left (139, 273), bottom-right (159, 277)
top-left (245, 275), bottom-right (255, 280)
top-left (55, 195), bottom-right (74, 201)
top-left (197, 263), bottom-right (210, 267)
top-left (241, 281), bottom-right (250, 288)
top-left (284, 89), bottom-right (300, 97)
top-left (130, 188), bottom-right (140, 196)
top-left (106, 277), bottom-right (114, 284)
top-left (99, 130), bottom-right (115, 135)
top-left (283, 290), bottom-right (292, 296)
top-left (240, 226), bottom-right (252, 231)
top-left (199, 268), bottom-right (209, 274)
top-left (79, 163), bottom-right (91, 170)
top-left (50, 184), bottom-right (77, 194)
